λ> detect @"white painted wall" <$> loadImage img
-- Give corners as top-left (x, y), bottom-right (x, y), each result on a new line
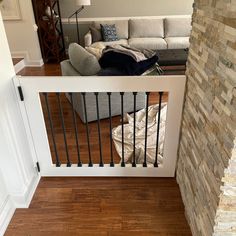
top-left (0, 10), bottom-right (40, 234)
top-left (3, 0), bottom-right (43, 66)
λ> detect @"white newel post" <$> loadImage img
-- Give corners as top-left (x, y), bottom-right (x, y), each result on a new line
top-left (0, 10), bottom-right (40, 234)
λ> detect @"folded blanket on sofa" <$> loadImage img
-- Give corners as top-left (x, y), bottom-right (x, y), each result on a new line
top-left (102, 45), bottom-right (147, 62)
top-left (99, 51), bottom-right (158, 75)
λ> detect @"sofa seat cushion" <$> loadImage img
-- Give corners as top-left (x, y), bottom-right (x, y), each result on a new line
top-left (68, 43), bottom-right (101, 76)
top-left (165, 17), bottom-right (192, 37)
top-left (129, 19), bottom-right (164, 38)
top-left (93, 20), bottom-right (129, 39)
top-left (92, 39), bottom-right (128, 47)
top-left (128, 38), bottom-right (167, 50)
top-left (165, 37), bottom-right (190, 49)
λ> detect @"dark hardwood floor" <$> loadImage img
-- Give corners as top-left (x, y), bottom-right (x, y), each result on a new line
top-left (5, 64), bottom-right (191, 236)
top-left (6, 178), bottom-right (192, 236)
top-left (17, 63), bottom-right (62, 76)
top-left (12, 57), bottom-right (24, 66)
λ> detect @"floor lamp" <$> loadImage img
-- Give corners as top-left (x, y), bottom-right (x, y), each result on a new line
top-left (68, 0), bottom-right (91, 44)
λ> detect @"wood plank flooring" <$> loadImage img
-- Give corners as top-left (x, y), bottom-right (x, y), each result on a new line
top-left (17, 63), bottom-right (61, 76)
top-left (12, 57), bottom-right (24, 66)
top-left (6, 178), bottom-right (192, 236)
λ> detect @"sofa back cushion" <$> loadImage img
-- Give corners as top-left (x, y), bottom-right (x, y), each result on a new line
top-left (90, 26), bottom-right (103, 43)
top-left (68, 43), bottom-right (101, 76)
top-left (129, 19), bottom-right (164, 38)
top-left (101, 24), bottom-right (119, 42)
top-left (93, 20), bottom-right (129, 39)
top-left (165, 17), bottom-right (192, 37)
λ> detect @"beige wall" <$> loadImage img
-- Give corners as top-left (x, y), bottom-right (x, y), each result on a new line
top-left (2, 0), bottom-right (42, 65)
top-left (60, 0), bottom-right (194, 18)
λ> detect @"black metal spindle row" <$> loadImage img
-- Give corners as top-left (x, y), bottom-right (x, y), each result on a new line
top-left (108, 92), bottom-right (114, 167)
top-left (154, 92), bottom-right (163, 167)
top-left (82, 92), bottom-right (93, 167)
top-left (43, 91), bottom-right (164, 168)
top-left (95, 92), bottom-right (104, 167)
top-left (120, 92), bottom-right (125, 167)
top-left (44, 93), bottom-right (61, 167)
top-left (143, 92), bottom-right (150, 167)
top-left (69, 93), bottom-right (82, 167)
top-left (132, 92), bottom-right (137, 167)
top-left (57, 93), bottom-right (71, 167)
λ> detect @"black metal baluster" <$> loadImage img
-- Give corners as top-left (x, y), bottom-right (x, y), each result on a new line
top-left (95, 92), bottom-right (104, 167)
top-left (132, 92), bottom-right (137, 167)
top-left (43, 93), bottom-right (61, 167)
top-left (120, 92), bottom-right (125, 167)
top-left (82, 93), bottom-right (93, 167)
top-left (69, 93), bottom-right (82, 167)
top-left (107, 92), bottom-right (114, 167)
top-left (143, 92), bottom-right (150, 167)
top-left (154, 92), bottom-right (163, 167)
top-left (56, 93), bottom-right (71, 167)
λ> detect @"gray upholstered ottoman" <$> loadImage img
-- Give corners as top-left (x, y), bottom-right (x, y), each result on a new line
top-left (156, 49), bottom-right (188, 66)
top-left (66, 92), bottom-right (146, 123)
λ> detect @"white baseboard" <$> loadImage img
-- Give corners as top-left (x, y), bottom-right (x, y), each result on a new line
top-left (11, 51), bottom-right (28, 60)
top-left (25, 58), bottom-right (44, 67)
top-left (0, 174), bottom-right (39, 235)
top-left (11, 51), bottom-right (44, 68)
top-left (11, 174), bottom-right (40, 208)
top-left (0, 196), bottom-right (15, 236)
top-left (14, 59), bottom-right (25, 74)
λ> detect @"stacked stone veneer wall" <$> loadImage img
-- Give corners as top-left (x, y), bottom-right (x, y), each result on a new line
top-left (176, 0), bottom-right (236, 235)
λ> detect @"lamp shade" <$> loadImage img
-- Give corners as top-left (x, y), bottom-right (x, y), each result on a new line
top-left (75, 0), bottom-right (91, 6)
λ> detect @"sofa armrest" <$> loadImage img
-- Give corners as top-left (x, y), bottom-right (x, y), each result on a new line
top-left (84, 31), bottom-right (92, 47)
top-left (60, 60), bottom-right (81, 76)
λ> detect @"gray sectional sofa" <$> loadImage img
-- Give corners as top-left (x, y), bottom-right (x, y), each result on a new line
top-left (61, 43), bottom-right (146, 123)
top-left (84, 16), bottom-right (192, 50)
top-left (61, 16), bottom-right (192, 123)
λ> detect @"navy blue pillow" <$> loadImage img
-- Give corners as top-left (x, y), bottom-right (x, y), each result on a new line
top-left (100, 24), bottom-right (119, 42)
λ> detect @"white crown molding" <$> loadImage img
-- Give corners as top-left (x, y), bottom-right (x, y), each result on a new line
top-left (62, 15), bottom-right (191, 24)
top-left (11, 51), bottom-right (29, 61)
